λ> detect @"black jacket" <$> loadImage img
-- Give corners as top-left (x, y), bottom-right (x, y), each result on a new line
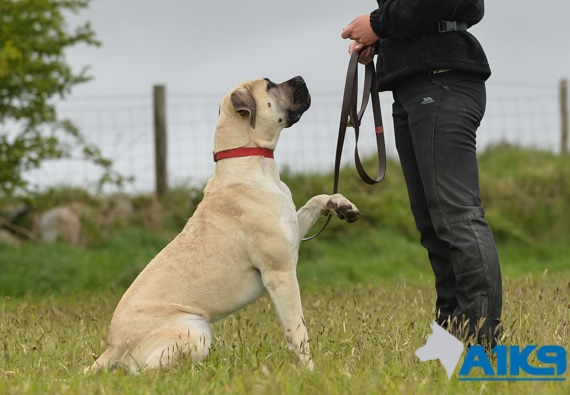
top-left (370, 0), bottom-right (491, 91)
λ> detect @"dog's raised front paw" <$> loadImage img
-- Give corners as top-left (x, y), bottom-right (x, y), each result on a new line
top-left (326, 194), bottom-right (361, 223)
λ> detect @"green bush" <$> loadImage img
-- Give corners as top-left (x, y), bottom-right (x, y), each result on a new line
top-left (1, 146), bottom-right (569, 297)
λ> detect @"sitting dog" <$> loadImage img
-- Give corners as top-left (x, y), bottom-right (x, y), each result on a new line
top-left (88, 76), bottom-right (361, 373)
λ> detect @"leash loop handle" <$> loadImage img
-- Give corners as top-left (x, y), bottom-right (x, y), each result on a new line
top-left (344, 51), bottom-right (387, 186)
top-left (303, 51), bottom-right (386, 242)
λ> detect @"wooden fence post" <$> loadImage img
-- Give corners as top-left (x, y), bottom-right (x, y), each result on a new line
top-left (153, 85), bottom-right (168, 197)
top-left (561, 79), bottom-right (568, 156)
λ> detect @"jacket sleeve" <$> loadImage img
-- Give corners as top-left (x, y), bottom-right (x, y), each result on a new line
top-left (370, 0), bottom-right (465, 40)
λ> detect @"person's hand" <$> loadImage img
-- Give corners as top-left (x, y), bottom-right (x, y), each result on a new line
top-left (348, 41), bottom-right (375, 65)
top-left (342, 14), bottom-right (379, 65)
top-left (342, 14), bottom-right (379, 47)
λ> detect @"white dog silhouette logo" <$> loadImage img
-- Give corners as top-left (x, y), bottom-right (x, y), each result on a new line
top-left (416, 321), bottom-right (465, 379)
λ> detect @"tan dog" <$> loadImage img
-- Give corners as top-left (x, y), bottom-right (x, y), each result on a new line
top-left (88, 76), bottom-right (361, 373)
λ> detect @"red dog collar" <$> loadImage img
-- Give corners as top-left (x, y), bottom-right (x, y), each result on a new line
top-left (213, 147), bottom-right (274, 162)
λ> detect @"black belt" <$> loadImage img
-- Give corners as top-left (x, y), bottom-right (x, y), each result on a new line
top-left (438, 21), bottom-right (468, 33)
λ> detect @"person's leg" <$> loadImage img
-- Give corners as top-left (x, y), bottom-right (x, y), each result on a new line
top-left (392, 96), bottom-right (459, 325)
top-left (393, 72), bottom-right (502, 346)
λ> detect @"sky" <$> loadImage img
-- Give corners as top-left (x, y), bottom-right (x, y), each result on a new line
top-left (31, 0), bottom-right (569, 192)
top-left (65, 0), bottom-right (570, 97)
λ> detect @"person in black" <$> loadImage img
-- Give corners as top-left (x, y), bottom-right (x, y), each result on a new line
top-left (342, 0), bottom-right (502, 347)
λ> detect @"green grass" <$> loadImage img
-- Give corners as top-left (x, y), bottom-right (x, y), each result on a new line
top-left (1, 275), bottom-right (568, 394)
top-left (0, 228), bottom-right (170, 296)
top-left (3, 147), bottom-right (568, 296)
top-left (1, 224), bottom-right (568, 297)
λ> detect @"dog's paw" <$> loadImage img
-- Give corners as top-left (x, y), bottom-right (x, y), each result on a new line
top-left (326, 194), bottom-right (361, 223)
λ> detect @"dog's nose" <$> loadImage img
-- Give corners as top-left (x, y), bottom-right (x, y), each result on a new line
top-left (286, 76), bottom-right (306, 88)
top-left (285, 76), bottom-right (310, 105)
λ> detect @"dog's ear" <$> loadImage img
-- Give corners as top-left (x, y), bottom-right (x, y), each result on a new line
top-left (230, 88), bottom-right (257, 129)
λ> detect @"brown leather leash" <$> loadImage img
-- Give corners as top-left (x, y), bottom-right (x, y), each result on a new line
top-left (303, 51), bottom-right (387, 241)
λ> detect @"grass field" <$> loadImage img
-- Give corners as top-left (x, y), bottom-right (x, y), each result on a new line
top-left (1, 275), bottom-right (568, 394)
top-left (1, 146), bottom-right (569, 393)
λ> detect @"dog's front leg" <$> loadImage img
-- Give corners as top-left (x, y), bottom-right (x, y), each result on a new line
top-left (296, 193), bottom-right (361, 239)
top-left (261, 269), bottom-right (314, 371)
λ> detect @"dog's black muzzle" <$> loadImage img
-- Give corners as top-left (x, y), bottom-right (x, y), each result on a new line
top-left (284, 76), bottom-right (311, 127)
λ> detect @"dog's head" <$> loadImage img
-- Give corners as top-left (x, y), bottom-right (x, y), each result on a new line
top-left (214, 76), bottom-right (311, 152)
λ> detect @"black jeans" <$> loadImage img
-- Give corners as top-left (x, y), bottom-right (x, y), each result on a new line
top-left (391, 70), bottom-right (502, 346)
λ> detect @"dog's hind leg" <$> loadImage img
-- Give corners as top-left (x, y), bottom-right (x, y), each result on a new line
top-left (87, 314), bottom-right (212, 373)
top-left (296, 194), bottom-right (361, 238)
top-left (133, 315), bottom-right (213, 371)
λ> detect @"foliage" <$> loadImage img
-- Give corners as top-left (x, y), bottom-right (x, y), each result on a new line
top-left (1, 146), bottom-right (570, 296)
top-left (478, 144), bottom-right (570, 240)
top-left (283, 145), bottom-right (570, 244)
top-left (0, 0), bottom-right (127, 197)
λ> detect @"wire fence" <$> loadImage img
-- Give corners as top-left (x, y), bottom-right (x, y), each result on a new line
top-left (24, 79), bottom-right (566, 194)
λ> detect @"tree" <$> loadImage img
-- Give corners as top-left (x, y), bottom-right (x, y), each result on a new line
top-left (0, 0), bottom-right (126, 197)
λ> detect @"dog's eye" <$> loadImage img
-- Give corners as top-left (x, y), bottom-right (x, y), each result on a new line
top-left (264, 78), bottom-right (276, 90)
